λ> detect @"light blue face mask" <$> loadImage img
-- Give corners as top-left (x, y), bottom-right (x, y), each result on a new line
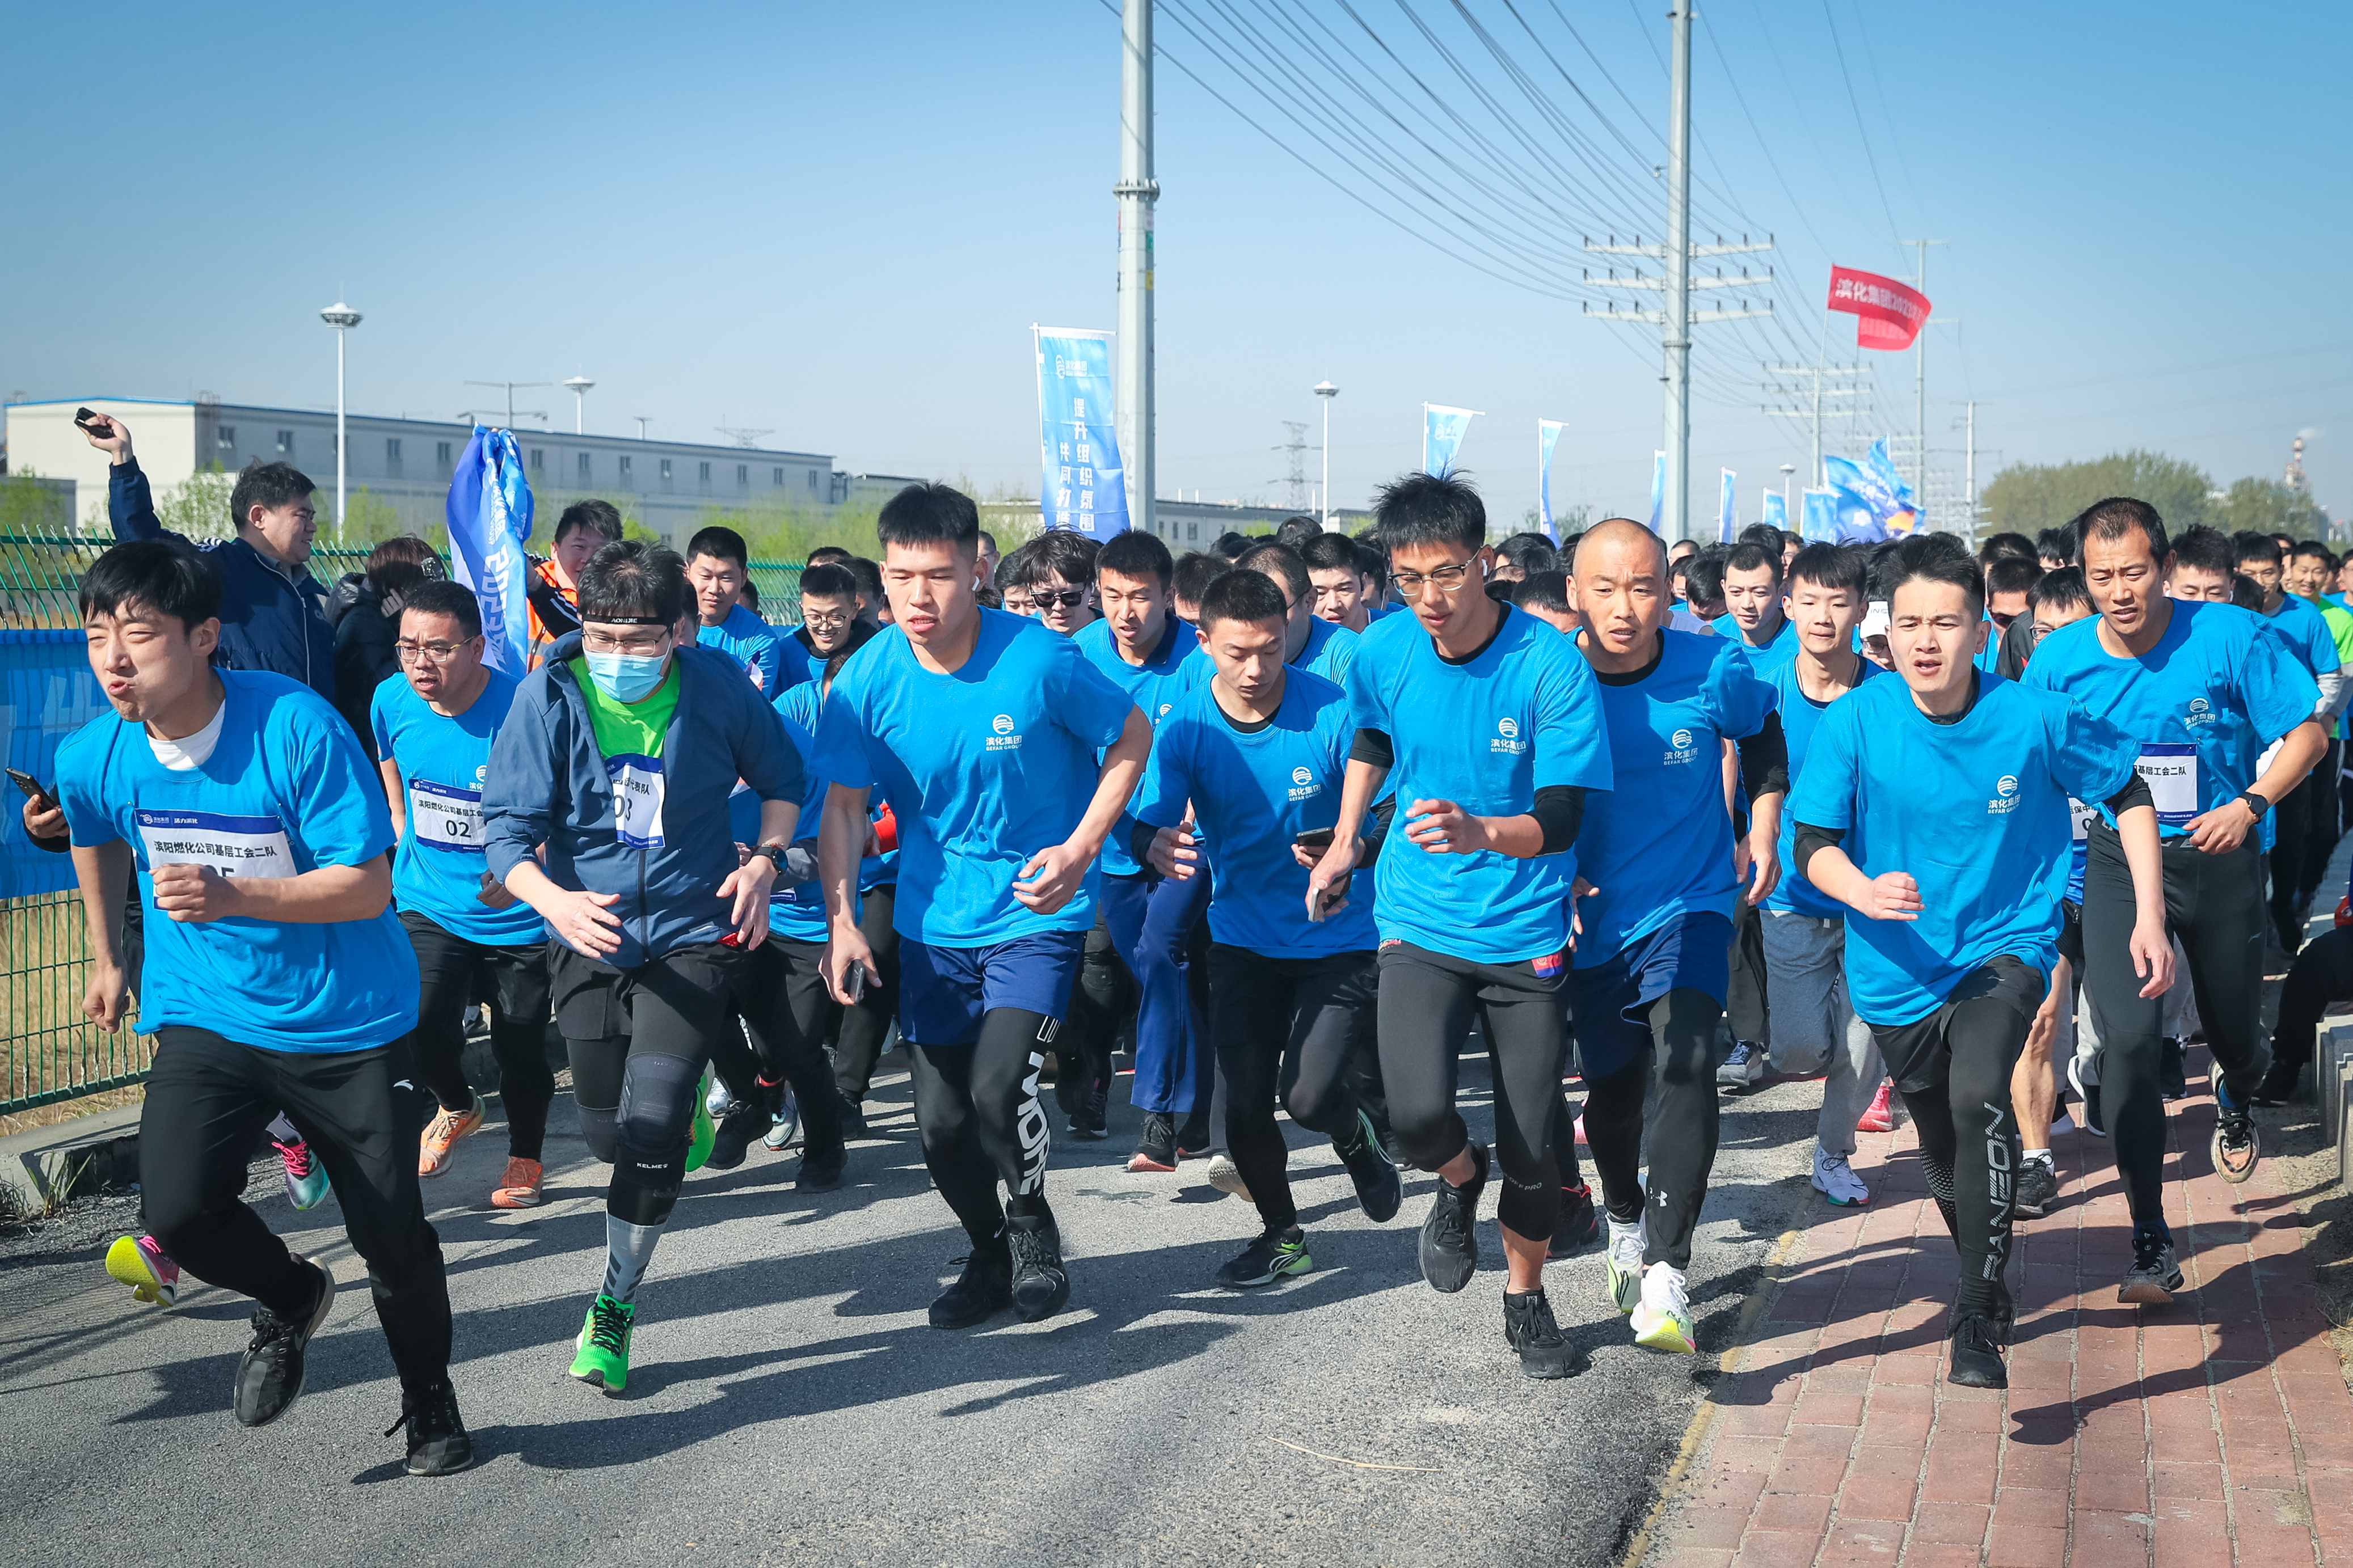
top-left (584, 650), bottom-right (669, 703)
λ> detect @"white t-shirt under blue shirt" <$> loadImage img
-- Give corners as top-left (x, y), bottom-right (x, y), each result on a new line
top-left (1787, 671), bottom-right (2139, 1026)
top-left (1131, 670), bottom-right (1377, 958)
top-left (1762, 653), bottom-right (1883, 920)
top-left (1345, 602), bottom-right (1613, 965)
top-left (370, 668), bottom-right (544, 947)
top-left (1572, 628), bottom-right (1780, 965)
top-left (55, 670), bottom-right (418, 1052)
top-left (811, 608), bottom-right (1137, 948)
top-left (1074, 614), bottom-right (1211, 878)
top-left (2021, 599), bottom-right (2318, 836)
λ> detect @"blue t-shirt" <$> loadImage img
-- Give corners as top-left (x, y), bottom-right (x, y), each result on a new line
top-left (812, 608), bottom-right (1137, 946)
top-left (766, 681), bottom-right (863, 942)
top-left (2022, 600), bottom-right (2319, 838)
top-left (698, 603), bottom-right (790, 696)
top-left (1346, 603), bottom-right (1613, 965)
top-left (1573, 629), bottom-right (1779, 965)
top-left (370, 669), bottom-right (544, 946)
top-left (2265, 593), bottom-right (2342, 678)
top-left (1132, 670), bottom-right (1377, 958)
top-left (1709, 611), bottom-right (1800, 672)
top-left (774, 630), bottom-right (815, 694)
top-left (1074, 614), bottom-right (1211, 877)
top-left (55, 671), bottom-right (418, 1053)
top-left (1296, 615), bottom-right (1360, 687)
top-left (1789, 673), bottom-right (2138, 1025)
top-left (1762, 653), bottom-right (1883, 920)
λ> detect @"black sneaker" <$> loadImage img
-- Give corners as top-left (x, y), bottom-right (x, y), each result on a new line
top-left (234, 1256), bottom-right (335, 1427)
top-left (385, 1379), bottom-right (474, 1476)
top-left (2250, 1053), bottom-right (2301, 1107)
top-left (1070, 1079), bottom-right (1109, 1142)
top-left (1216, 1227), bottom-right (1313, 1289)
top-left (1550, 1181), bottom-right (1600, 1256)
top-left (929, 1239), bottom-right (1013, 1329)
top-left (2012, 1159), bottom-right (2058, 1220)
top-left (1005, 1214), bottom-right (1070, 1322)
top-left (2211, 1078), bottom-right (2260, 1186)
top-left (1418, 1142), bottom-right (1488, 1294)
top-left (797, 1142), bottom-right (847, 1192)
top-left (706, 1103), bottom-right (769, 1170)
top-left (1503, 1289), bottom-right (1578, 1380)
top-left (1336, 1110), bottom-right (1403, 1223)
top-left (1127, 1111), bottom-right (1178, 1172)
top-left (1174, 1108), bottom-right (1212, 1161)
top-left (1371, 1109), bottom-right (1410, 1170)
top-left (835, 1090), bottom-right (870, 1141)
top-left (2119, 1229), bottom-right (2183, 1305)
top-left (2068, 1056), bottom-right (2106, 1138)
top-left (2159, 1038), bottom-right (2187, 1102)
top-left (1946, 1313), bottom-right (2007, 1389)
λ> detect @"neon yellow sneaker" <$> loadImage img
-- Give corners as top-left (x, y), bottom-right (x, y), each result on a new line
top-left (685, 1073), bottom-right (716, 1173)
top-left (106, 1233), bottom-right (180, 1307)
top-left (569, 1294), bottom-right (635, 1392)
top-left (1631, 1262), bottom-right (1697, 1354)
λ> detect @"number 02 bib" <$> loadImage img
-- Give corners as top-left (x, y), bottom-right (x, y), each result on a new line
top-left (407, 779), bottom-right (484, 851)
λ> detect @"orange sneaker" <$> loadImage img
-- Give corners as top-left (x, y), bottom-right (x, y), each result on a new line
top-left (419, 1093), bottom-right (485, 1177)
top-left (490, 1156), bottom-right (545, 1209)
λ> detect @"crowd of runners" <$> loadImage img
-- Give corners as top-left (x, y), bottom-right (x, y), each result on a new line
top-left (18, 409), bottom-right (2350, 1477)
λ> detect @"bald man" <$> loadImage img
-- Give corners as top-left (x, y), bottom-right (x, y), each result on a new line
top-left (1562, 519), bottom-right (1787, 1356)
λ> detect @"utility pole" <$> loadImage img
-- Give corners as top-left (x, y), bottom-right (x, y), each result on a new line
top-left (1965, 400), bottom-right (1977, 531)
top-left (1761, 362), bottom-right (1868, 480)
top-left (1314, 380), bottom-right (1338, 525)
top-left (1274, 421), bottom-right (1309, 512)
top-left (465, 381), bottom-right (550, 429)
top-left (1901, 239), bottom-right (1946, 493)
top-left (1115, 0), bottom-right (1158, 539)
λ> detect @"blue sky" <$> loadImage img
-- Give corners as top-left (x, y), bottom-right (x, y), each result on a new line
top-left (6, 1), bottom-right (2348, 530)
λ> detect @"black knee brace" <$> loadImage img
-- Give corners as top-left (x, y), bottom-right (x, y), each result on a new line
top-left (609, 1051), bottom-right (700, 1227)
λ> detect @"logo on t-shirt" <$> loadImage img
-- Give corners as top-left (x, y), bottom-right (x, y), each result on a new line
top-left (1663, 726), bottom-right (1703, 766)
top-left (1988, 774), bottom-right (2021, 815)
top-left (2185, 696), bottom-right (2215, 729)
top-left (1491, 715), bottom-right (1528, 755)
top-left (987, 712), bottom-right (1023, 752)
top-left (1288, 764), bottom-right (1321, 802)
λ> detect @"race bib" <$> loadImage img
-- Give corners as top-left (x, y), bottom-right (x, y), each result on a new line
top-left (607, 752), bottom-right (667, 848)
top-left (136, 808), bottom-right (297, 880)
top-left (2068, 797), bottom-right (2097, 844)
top-left (407, 779), bottom-right (483, 852)
top-left (2135, 743), bottom-right (2198, 826)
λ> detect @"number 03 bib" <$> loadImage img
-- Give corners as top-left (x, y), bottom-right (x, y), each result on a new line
top-left (606, 752), bottom-right (667, 848)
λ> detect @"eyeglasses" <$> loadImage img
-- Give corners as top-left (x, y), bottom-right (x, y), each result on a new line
top-left (1389, 563), bottom-right (1475, 594)
top-left (802, 608), bottom-right (853, 630)
top-left (580, 628), bottom-right (673, 656)
top-left (395, 637), bottom-right (479, 665)
top-left (1030, 588), bottom-right (1088, 611)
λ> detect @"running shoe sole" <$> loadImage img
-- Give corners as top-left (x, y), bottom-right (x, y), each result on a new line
top-left (104, 1235), bottom-right (177, 1307)
top-left (1218, 1248), bottom-right (1312, 1290)
top-left (1205, 1157), bottom-right (1253, 1201)
top-left (418, 1095), bottom-right (485, 1178)
top-left (2119, 1273), bottom-right (2181, 1307)
top-left (1631, 1307), bottom-right (1697, 1354)
top-left (1811, 1172), bottom-right (1871, 1207)
top-left (2209, 1060), bottom-right (2261, 1184)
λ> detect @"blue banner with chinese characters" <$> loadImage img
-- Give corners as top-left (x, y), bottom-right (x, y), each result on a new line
top-left (1800, 488), bottom-right (1840, 543)
top-left (1035, 327), bottom-right (1129, 537)
top-left (1537, 420), bottom-right (1563, 540)
top-left (1423, 404), bottom-right (1478, 478)
top-left (1, 631), bottom-right (106, 898)
top-left (1762, 491), bottom-right (1788, 532)
top-left (446, 426), bottom-right (535, 677)
top-left (1647, 450), bottom-right (1666, 534)
top-left (1718, 468), bottom-right (1738, 543)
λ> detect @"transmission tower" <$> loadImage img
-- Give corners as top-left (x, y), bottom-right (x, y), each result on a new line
top-left (714, 414), bottom-right (774, 449)
top-left (1273, 421), bottom-right (1310, 512)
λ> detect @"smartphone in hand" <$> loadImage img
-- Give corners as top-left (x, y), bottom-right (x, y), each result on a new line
top-left (6, 767), bottom-right (48, 802)
top-left (73, 408), bottom-right (111, 437)
top-left (1293, 826), bottom-right (1336, 853)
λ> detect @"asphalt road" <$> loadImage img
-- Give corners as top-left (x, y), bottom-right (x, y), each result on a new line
top-left (0, 1053), bottom-right (1822, 1568)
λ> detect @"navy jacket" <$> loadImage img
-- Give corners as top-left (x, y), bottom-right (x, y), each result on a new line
top-left (482, 636), bottom-right (807, 969)
top-left (110, 460), bottom-right (337, 702)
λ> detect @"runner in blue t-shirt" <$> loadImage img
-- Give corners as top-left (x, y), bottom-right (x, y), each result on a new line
top-left (1709, 539), bottom-right (1800, 671)
top-left (813, 485), bottom-right (1149, 1330)
top-left (1076, 531), bottom-right (1217, 1171)
top-left (1753, 544), bottom-right (1887, 1210)
top-left (688, 525), bottom-right (789, 696)
top-left (1304, 472), bottom-right (1613, 1380)
top-left (1791, 533), bottom-right (2171, 1388)
top-left (1130, 569), bottom-right (1406, 1292)
top-left (370, 581), bottom-right (554, 1212)
top-left (53, 540), bottom-right (467, 1473)
top-left (1241, 541), bottom-right (1361, 686)
top-left (2023, 500), bottom-right (2325, 1303)
top-left (2232, 532), bottom-right (2344, 953)
top-left (1566, 520), bottom-right (1786, 1358)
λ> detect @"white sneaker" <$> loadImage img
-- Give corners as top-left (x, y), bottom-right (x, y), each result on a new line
top-left (707, 1080), bottom-right (741, 1121)
top-left (1811, 1144), bottom-right (1871, 1207)
top-left (1631, 1262), bottom-right (1697, 1353)
top-left (1205, 1153), bottom-right (1253, 1202)
top-left (764, 1087), bottom-right (801, 1152)
top-left (1717, 1041), bottom-right (1765, 1089)
top-left (1604, 1210), bottom-right (1647, 1313)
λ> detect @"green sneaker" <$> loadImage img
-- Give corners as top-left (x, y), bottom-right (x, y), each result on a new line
top-left (1631, 1262), bottom-right (1697, 1354)
top-left (686, 1072), bottom-right (716, 1173)
top-left (1216, 1227), bottom-right (1313, 1289)
top-left (570, 1294), bottom-right (635, 1392)
top-left (1604, 1211), bottom-right (1647, 1315)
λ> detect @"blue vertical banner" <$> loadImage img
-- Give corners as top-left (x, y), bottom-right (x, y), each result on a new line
top-left (1, 631), bottom-right (105, 897)
top-left (1718, 468), bottom-right (1739, 543)
top-left (1536, 419), bottom-right (1563, 540)
top-left (1761, 491), bottom-right (1789, 532)
top-left (446, 426), bottom-right (534, 678)
top-left (1646, 450), bottom-right (1666, 534)
top-left (1034, 327), bottom-right (1129, 538)
top-left (1799, 488), bottom-right (1840, 543)
top-left (1423, 404), bottom-right (1479, 477)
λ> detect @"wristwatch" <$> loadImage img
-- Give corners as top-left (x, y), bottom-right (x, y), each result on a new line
top-left (752, 844), bottom-right (790, 872)
top-left (2235, 791), bottom-right (2271, 821)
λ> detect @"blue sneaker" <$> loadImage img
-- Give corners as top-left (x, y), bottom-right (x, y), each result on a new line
top-left (274, 1135), bottom-right (331, 1211)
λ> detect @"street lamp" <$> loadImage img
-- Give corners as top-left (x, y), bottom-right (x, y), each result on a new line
top-left (319, 300), bottom-right (362, 539)
top-left (1314, 379), bottom-right (1338, 525)
top-left (1779, 462), bottom-right (1795, 523)
top-left (563, 375), bottom-right (595, 435)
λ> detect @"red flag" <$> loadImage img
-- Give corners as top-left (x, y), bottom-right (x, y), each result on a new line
top-left (1827, 266), bottom-right (1931, 351)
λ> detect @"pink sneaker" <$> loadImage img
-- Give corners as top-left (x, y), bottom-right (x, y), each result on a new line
top-left (1856, 1081), bottom-right (1896, 1134)
top-left (105, 1233), bottom-right (182, 1307)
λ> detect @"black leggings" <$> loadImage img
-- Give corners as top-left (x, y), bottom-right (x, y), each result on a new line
top-left (1579, 988), bottom-right (1722, 1270)
top-left (2271, 763), bottom-right (2320, 948)
top-left (400, 911), bottom-right (554, 1161)
top-left (2300, 738), bottom-right (2346, 904)
top-left (2270, 923), bottom-right (2353, 1091)
top-left (1209, 944), bottom-right (1374, 1233)
top-left (1375, 941), bottom-right (1564, 1242)
top-left (1870, 957), bottom-right (2041, 1322)
top-left (908, 1009), bottom-right (1060, 1248)
top-left (2081, 825), bottom-right (2268, 1228)
top-left (141, 1028), bottom-right (452, 1392)
top-left (559, 943), bottom-right (737, 1228)
top-left (723, 937), bottom-right (846, 1156)
top-left (830, 885), bottom-right (903, 1100)
top-left (1059, 910), bottom-right (1132, 1097)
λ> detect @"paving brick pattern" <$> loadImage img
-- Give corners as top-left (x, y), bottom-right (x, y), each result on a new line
top-left (1649, 1056), bottom-right (2353, 1567)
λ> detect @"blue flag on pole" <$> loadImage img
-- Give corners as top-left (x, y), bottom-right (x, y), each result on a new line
top-left (446, 426), bottom-right (534, 678)
top-left (1537, 419), bottom-right (1563, 541)
top-left (1761, 491), bottom-right (1788, 532)
top-left (1034, 327), bottom-right (1128, 538)
top-left (1799, 488), bottom-right (1840, 543)
top-left (1718, 468), bottom-right (1738, 543)
top-left (1647, 450), bottom-right (1666, 534)
top-left (1423, 404), bottom-right (1478, 477)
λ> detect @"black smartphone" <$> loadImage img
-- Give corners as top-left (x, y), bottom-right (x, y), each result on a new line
top-left (73, 407), bottom-right (108, 434)
top-left (7, 767), bottom-right (48, 802)
top-left (1293, 826), bottom-right (1335, 853)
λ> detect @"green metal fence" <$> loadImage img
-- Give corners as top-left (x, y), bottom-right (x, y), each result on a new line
top-left (1, 528), bottom-right (808, 1118)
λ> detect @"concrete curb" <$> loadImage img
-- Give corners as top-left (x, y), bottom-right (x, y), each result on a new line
top-left (0, 1101), bottom-right (142, 1217)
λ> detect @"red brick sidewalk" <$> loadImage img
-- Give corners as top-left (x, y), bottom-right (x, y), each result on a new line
top-left (1647, 1056), bottom-right (2353, 1567)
